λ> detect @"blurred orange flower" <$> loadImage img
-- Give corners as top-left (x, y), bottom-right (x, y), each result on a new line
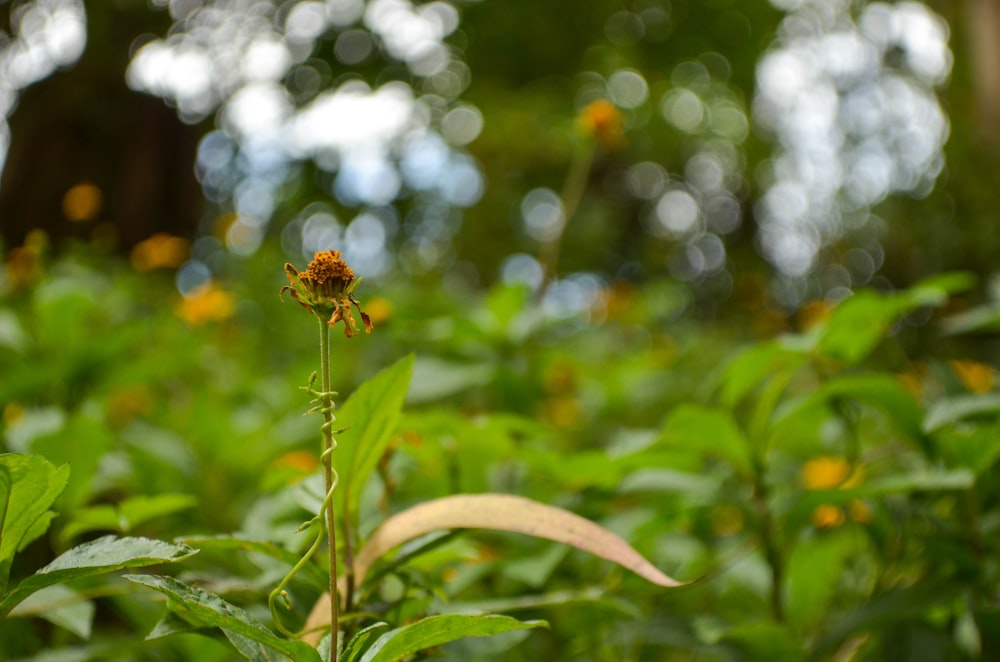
top-left (578, 99), bottom-right (624, 149)
top-left (132, 233), bottom-right (190, 272)
top-left (62, 182), bottom-right (103, 222)
top-left (811, 504), bottom-right (846, 529)
top-left (950, 359), bottom-right (995, 394)
top-left (176, 281), bottom-right (235, 326)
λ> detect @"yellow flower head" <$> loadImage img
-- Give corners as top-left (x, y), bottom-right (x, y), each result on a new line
top-left (801, 456), bottom-right (852, 490)
top-left (281, 250), bottom-right (373, 338)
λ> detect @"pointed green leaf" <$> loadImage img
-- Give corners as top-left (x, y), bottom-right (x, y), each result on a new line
top-left (334, 354), bottom-right (414, 521)
top-left (358, 614), bottom-right (547, 662)
top-left (124, 574), bottom-right (320, 662)
top-left (341, 622), bottom-right (390, 662)
top-left (0, 535), bottom-right (196, 616)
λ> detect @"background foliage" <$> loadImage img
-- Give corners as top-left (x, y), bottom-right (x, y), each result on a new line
top-left (3, 0), bottom-right (1000, 660)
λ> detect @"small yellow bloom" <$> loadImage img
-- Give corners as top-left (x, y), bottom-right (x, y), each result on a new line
top-left (950, 359), bottom-right (995, 394)
top-left (281, 250), bottom-right (372, 337)
top-left (176, 281), bottom-right (235, 326)
top-left (812, 504), bottom-right (846, 529)
top-left (62, 182), bottom-right (103, 222)
top-left (801, 456), bottom-right (851, 490)
top-left (131, 233), bottom-right (190, 271)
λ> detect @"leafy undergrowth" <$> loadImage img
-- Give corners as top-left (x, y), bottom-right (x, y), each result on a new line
top-left (2, 243), bottom-right (1000, 661)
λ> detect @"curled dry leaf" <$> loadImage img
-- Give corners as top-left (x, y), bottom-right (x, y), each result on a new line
top-left (302, 493), bottom-right (686, 644)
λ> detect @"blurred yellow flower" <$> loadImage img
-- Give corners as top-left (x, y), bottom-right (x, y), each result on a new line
top-left (797, 299), bottom-right (834, 330)
top-left (950, 359), bottom-right (995, 394)
top-left (272, 450), bottom-right (320, 474)
top-left (131, 233), bottom-right (190, 272)
top-left (578, 99), bottom-right (624, 149)
top-left (812, 504), bottom-right (846, 529)
top-left (176, 281), bottom-right (235, 326)
top-left (801, 456), bottom-right (851, 489)
top-left (364, 297), bottom-right (393, 326)
top-left (62, 182), bottom-right (103, 222)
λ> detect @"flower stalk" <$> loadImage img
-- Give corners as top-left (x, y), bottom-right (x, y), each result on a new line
top-left (275, 250), bottom-right (372, 659)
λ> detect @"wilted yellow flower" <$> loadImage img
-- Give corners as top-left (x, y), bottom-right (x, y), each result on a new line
top-left (812, 504), bottom-right (846, 529)
top-left (950, 359), bottom-right (995, 394)
top-left (801, 456), bottom-right (852, 490)
top-left (131, 233), bottom-right (190, 271)
top-left (578, 99), bottom-right (624, 149)
top-left (176, 281), bottom-right (235, 326)
top-left (281, 250), bottom-right (372, 338)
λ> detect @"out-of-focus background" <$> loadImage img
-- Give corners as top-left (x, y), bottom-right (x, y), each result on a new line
top-left (4, 2), bottom-right (1000, 661)
top-left (2, 0), bottom-right (995, 299)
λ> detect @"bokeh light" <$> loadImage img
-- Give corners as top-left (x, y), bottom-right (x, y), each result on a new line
top-left (753, 0), bottom-right (951, 288)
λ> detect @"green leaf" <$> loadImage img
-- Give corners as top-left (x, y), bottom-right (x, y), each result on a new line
top-left (658, 405), bottom-right (753, 474)
top-left (123, 574), bottom-right (320, 662)
top-left (810, 580), bottom-right (966, 661)
top-left (861, 469), bottom-right (975, 494)
top-left (7, 584), bottom-right (95, 640)
top-left (719, 343), bottom-right (805, 407)
top-left (341, 623), bottom-right (390, 662)
top-left (0, 453), bottom-right (70, 592)
top-left (924, 393), bottom-right (1000, 433)
top-left (785, 532), bottom-right (856, 630)
top-left (817, 291), bottom-right (903, 364)
top-left (0, 535), bottom-right (196, 616)
top-left (358, 614), bottom-right (547, 662)
top-left (334, 354), bottom-right (414, 523)
top-left (722, 622), bottom-right (805, 661)
top-left (60, 493), bottom-right (197, 544)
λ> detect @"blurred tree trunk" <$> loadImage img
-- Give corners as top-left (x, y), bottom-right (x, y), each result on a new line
top-left (0, 5), bottom-right (203, 252)
top-left (966, 0), bottom-right (1000, 140)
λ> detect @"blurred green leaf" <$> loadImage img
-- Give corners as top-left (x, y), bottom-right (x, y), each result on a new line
top-left (8, 584), bottom-right (95, 640)
top-left (658, 404), bottom-right (753, 474)
top-left (721, 622), bottom-right (805, 661)
top-left (719, 343), bottom-right (806, 407)
top-left (123, 574), bottom-right (320, 662)
top-left (406, 358), bottom-right (494, 404)
top-left (785, 532), bottom-right (855, 631)
top-left (0, 535), bottom-right (196, 616)
top-left (810, 580), bottom-right (966, 661)
top-left (59, 493), bottom-right (197, 545)
top-left (0, 453), bottom-right (69, 592)
top-left (817, 291), bottom-right (904, 364)
top-left (358, 614), bottom-right (547, 662)
top-left (924, 393), bottom-right (1000, 433)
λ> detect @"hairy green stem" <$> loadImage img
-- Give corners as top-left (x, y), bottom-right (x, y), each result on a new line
top-left (318, 317), bottom-right (340, 659)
